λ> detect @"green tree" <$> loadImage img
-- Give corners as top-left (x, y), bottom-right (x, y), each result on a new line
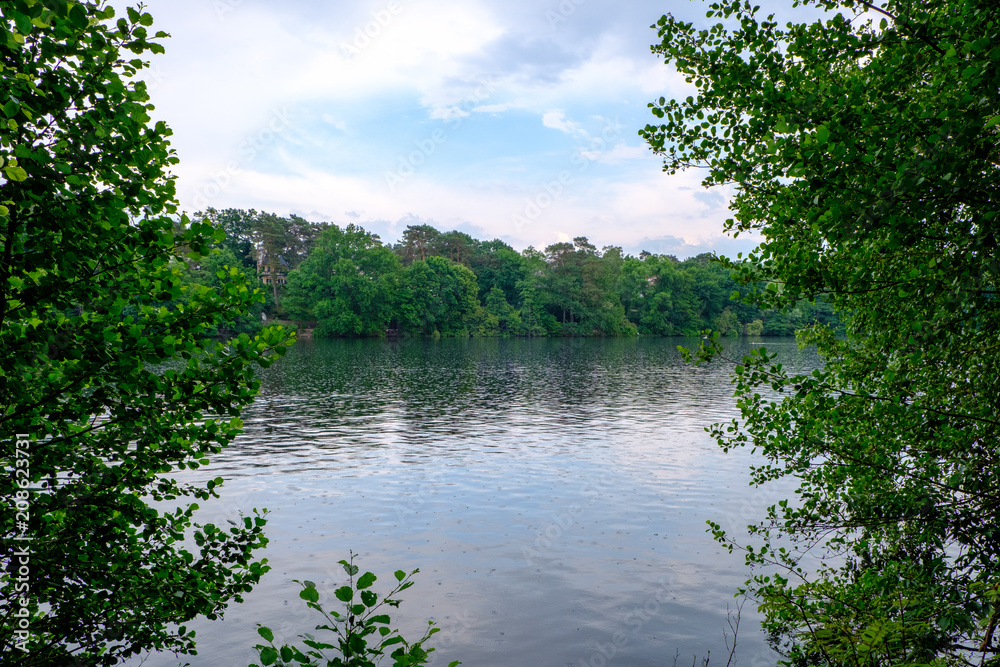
top-left (540, 241), bottom-right (578, 328)
top-left (0, 3), bottom-right (291, 664)
top-left (438, 229), bottom-right (477, 266)
top-left (482, 286), bottom-right (521, 337)
top-left (397, 256), bottom-right (481, 337)
top-left (469, 239), bottom-right (526, 307)
top-left (251, 212), bottom-right (291, 309)
top-left (284, 213), bottom-right (324, 269)
top-left (184, 247), bottom-right (267, 335)
top-left (283, 224), bottom-right (400, 337)
top-left (681, 254), bottom-right (730, 329)
top-left (633, 255), bottom-right (702, 336)
top-left (197, 207), bottom-right (258, 269)
top-left (712, 307), bottom-right (739, 337)
top-left (395, 224), bottom-right (441, 265)
top-left (643, 0), bottom-right (999, 664)
top-left (617, 255), bottom-right (653, 326)
top-left (516, 247), bottom-right (550, 337)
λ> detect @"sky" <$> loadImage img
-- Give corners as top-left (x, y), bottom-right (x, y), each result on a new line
top-left (110, 0), bottom-right (814, 258)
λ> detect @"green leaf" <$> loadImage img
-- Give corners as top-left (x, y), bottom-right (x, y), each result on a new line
top-left (357, 572), bottom-right (377, 589)
top-left (257, 626), bottom-right (274, 642)
top-left (14, 12), bottom-right (31, 36)
top-left (334, 586), bottom-right (353, 602)
top-left (360, 590), bottom-right (378, 608)
top-left (2, 98), bottom-right (19, 118)
top-left (68, 4), bottom-right (89, 29)
top-left (299, 587), bottom-right (319, 603)
top-left (4, 166), bottom-right (28, 182)
top-left (259, 646), bottom-right (278, 666)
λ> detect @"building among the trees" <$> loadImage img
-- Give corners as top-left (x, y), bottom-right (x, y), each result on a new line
top-left (257, 252), bottom-right (288, 285)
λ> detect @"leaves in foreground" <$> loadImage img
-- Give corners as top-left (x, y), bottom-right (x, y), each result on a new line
top-left (250, 553), bottom-right (460, 667)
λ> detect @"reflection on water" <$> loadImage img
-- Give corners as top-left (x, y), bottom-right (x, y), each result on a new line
top-left (140, 337), bottom-right (819, 667)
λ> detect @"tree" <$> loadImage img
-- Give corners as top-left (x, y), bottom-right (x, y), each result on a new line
top-left (542, 241), bottom-right (582, 330)
top-left (643, 0), bottom-right (1000, 663)
top-left (516, 247), bottom-right (550, 337)
top-left (283, 224), bottom-right (400, 337)
top-left (482, 286), bottom-right (521, 337)
top-left (196, 207), bottom-right (258, 269)
top-left (469, 239), bottom-right (525, 307)
top-left (183, 247), bottom-right (267, 335)
top-left (397, 256), bottom-right (481, 337)
top-left (438, 229), bottom-right (477, 266)
top-left (0, 3), bottom-right (291, 664)
top-left (251, 211), bottom-right (290, 308)
top-left (283, 213), bottom-right (324, 269)
top-left (395, 224), bottom-right (441, 265)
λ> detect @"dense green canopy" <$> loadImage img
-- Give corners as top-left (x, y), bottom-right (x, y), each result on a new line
top-left (0, 3), bottom-right (290, 664)
top-left (642, 0), bottom-right (1000, 663)
top-left (205, 209), bottom-right (836, 339)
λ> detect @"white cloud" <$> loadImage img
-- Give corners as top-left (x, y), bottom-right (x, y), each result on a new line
top-left (112, 0), bottom-right (753, 257)
top-left (429, 107), bottom-right (471, 120)
top-left (473, 104), bottom-right (510, 114)
top-left (578, 144), bottom-right (649, 164)
top-left (321, 114), bottom-right (348, 131)
top-left (174, 148), bottom-right (741, 258)
top-left (542, 110), bottom-right (586, 136)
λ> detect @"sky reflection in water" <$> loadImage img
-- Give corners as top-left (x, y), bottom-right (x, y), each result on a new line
top-left (141, 337), bottom-right (819, 667)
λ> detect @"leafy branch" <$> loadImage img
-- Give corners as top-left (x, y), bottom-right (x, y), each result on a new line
top-left (250, 553), bottom-right (460, 667)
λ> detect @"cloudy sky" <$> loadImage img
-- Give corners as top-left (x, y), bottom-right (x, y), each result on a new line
top-left (113, 0), bottom-right (808, 258)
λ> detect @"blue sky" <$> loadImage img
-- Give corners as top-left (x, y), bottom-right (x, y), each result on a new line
top-left (116, 0), bottom-right (820, 258)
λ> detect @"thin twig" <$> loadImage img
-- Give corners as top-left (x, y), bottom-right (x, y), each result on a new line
top-left (725, 600), bottom-right (744, 667)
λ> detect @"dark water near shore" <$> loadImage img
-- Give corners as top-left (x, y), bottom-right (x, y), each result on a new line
top-left (139, 337), bottom-right (819, 667)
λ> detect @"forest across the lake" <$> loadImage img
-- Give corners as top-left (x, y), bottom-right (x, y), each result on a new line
top-left (192, 208), bottom-right (839, 339)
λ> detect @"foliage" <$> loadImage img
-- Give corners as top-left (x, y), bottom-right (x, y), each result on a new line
top-left (396, 256), bottom-right (482, 337)
top-left (250, 554), bottom-right (460, 667)
top-left (198, 208), bottom-right (259, 269)
top-left (183, 247), bottom-right (268, 335)
top-left (0, 2), bottom-right (291, 664)
top-left (195, 208), bottom-right (326, 316)
top-left (283, 225), bottom-right (399, 337)
top-left (643, 0), bottom-right (1000, 664)
top-left (481, 286), bottom-right (521, 337)
top-left (469, 239), bottom-right (526, 306)
top-left (197, 210), bottom-right (840, 338)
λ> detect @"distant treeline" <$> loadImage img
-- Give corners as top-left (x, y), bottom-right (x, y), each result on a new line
top-left (191, 208), bottom-right (839, 338)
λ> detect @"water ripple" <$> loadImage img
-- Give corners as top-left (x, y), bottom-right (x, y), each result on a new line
top-left (139, 338), bottom-right (818, 667)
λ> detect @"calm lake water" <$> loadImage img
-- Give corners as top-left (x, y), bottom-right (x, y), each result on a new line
top-left (140, 337), bottom-right (819, 667)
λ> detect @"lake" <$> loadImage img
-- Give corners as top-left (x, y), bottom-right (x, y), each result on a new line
top-left (140, 336), bottom-right (819, 667)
